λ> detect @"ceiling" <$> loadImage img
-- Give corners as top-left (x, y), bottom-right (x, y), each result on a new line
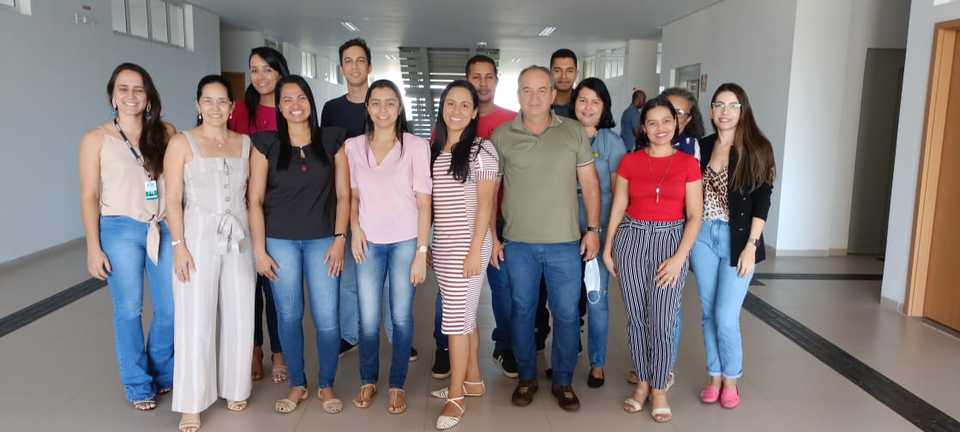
top-left (193, 0), bottom-right (721, 54)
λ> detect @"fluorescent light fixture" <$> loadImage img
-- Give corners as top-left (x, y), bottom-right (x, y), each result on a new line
top-left (538, 26), bottom-right (557, 37)
top-left (477, 41), bottom-right (488, 47)
top-left (511, 57), bottom-right (521, 63)
top-left (341, 21), bottom-right (359, 32)
top-left (385, 54), bottom-right (398, 61)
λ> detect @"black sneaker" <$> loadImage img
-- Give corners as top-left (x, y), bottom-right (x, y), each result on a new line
top-left (409, 346), bottom-right (419, 362)
top-left (494, 350), bottom-right (519, 378)
top-left (338, 339), bottom-right (358, 358)
top-left (431, 349), bottom-right (450, 379)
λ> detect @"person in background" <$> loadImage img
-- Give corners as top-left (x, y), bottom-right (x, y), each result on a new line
top-left (549, 48), bottom-right (579, 118)
top-left (227, 46), bottom-right (291, 384)
top-left (79, 62), bottom-right (176, 411)
top-left (571, 77), bottom-right (627, 388)
top-left (662, 87), bottom-right (705, 159)
top-left (692, 83), bottom-right (775, 410)
top-left (620, 89), bottom-right (646, 151)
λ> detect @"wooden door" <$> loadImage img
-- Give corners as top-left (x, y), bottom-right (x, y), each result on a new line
top-left (222, 71), bottom-right (246, 105)
top-left (923, 35), bottom-right (960, 331)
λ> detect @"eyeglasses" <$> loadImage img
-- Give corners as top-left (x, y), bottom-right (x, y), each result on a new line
top-left (711, 102), bottom-right (742, 111)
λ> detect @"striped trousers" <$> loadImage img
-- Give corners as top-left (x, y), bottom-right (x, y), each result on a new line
top-left (613, 216), bottom-right (687, 390)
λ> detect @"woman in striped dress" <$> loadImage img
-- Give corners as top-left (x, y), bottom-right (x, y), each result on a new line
top-left (429, 80), bottom-right (499, 430)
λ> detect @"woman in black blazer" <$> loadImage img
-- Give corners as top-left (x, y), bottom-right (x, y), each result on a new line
top-left (690, 83), bottom-right (775, 410)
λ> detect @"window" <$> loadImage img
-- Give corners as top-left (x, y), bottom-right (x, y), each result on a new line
top-left (0, 0), bottom-right (16, 9)
top-left (301, 51), bottom-right (317, 79)
top-left (112, 0), bottom-right (188, 49)
top-left (600, 48), bottom-right (625, 79)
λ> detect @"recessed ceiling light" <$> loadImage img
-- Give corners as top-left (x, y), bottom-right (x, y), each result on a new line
top-left (341, 21), bottom-right (359, 32)
top-left (538, 26), bottom-right (557, 37)
top-left (477, 41), bottom-right (488, 47)
top-left (511, 57), bottom-right (521, 63)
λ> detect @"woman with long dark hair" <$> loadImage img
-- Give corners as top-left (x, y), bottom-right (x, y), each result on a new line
top-left (165, 75), bottom-right (255, 432)
top-left (227, 46), bottom-right (291, 384)
top-left (79, 63), bottom-right (175, 410)
top-left (603, 97), bottom-right (703, 423)
top-left (692, 83), bottom-right (775, 409)
top-left (248, 75), bottom-right (349, 415)
top-left (427, 80), bottom-right (498, 430)
top-left (347, 79), bottom-right (432, 415)
top-left (571, 77), bottom-right (627, 389)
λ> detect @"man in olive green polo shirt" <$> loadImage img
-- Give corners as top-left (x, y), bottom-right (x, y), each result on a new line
top-left (491, 65), bottom-right (601, 412)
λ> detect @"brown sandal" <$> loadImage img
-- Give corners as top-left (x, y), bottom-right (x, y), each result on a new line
top-left (387, 388), bottom-right (407, 415)
top-left (352, 384), bottom-right (377, 409)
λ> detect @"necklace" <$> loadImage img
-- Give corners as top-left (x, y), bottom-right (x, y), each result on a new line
top-left (294, 144), bottom-right (308, 172)
top-left (645, 148), bottom-right (676, 203)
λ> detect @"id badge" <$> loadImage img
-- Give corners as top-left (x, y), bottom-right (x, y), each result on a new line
top-left (144, 180), bottom-right (159, 201)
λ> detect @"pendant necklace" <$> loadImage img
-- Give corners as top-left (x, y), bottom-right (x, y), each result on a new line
top-left (646, 148), bottom-right (676, 204)
top-left (297, 145), bottom-right (308, 172)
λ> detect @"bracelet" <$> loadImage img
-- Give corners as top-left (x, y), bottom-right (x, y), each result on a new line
top-left (171, 240), bottom-right (184, 247)
top-left (333, 232), bottom-right (346, 239)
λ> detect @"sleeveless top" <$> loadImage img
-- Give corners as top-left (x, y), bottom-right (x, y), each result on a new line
top-left (99, 130), bottom-right (166, 263)
top-left (182, 130), bottom-right (251, 255)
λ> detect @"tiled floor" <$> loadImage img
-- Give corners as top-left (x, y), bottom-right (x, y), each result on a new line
top-left (0, 245), bottom-right (954, 431)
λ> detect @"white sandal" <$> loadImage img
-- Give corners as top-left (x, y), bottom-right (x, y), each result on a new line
top-left (430, 380), bottom-right (485, 399)
top-left (623, 397), bottom-right (645, 413)
top-left (178, 413), bottom-right (201, 432)
top-left (435, 396), bottom-right (465, 430)
top-left (274, 386), bottom-right (308, 414)
top-left (226, 400), bottom-right (248, 412)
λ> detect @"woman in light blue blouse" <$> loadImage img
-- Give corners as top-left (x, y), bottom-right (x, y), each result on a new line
top-left (572, 77), bottom-right (627, 388)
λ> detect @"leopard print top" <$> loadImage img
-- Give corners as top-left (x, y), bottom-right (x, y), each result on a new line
top-left (703, 165), bottom-right (729, 221)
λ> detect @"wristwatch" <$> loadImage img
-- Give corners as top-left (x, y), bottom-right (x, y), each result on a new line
top-left (749, 237), bottom-right (761, 247)
top-left (171, 240), bottom-right (184, 247)
top-left (586, 226), bottom-right (603, 234)
top-left (333, 232), bottom-right (346, 239)
top-left (417, 244), bottom-right (429, 254)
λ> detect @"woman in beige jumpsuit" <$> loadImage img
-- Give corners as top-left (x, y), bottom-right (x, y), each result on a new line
top-left (165, 75), bottom-right (255, 432)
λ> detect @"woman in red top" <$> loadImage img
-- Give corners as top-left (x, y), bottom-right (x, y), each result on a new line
top-left (602, 97), bottom-right (703, 423)
top-left (227, 46), bottom-right (291, 384)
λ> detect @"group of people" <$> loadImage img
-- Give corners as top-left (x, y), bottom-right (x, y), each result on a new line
top-left (79, 38), bottom-right (775, 432)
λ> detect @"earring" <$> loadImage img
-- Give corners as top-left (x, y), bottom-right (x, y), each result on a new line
top-left (197, 113), bottom-right (203, 122)
top-left (145, 111), bottom-right (152, 121)
top-left (112, 105), bottom-right (118, 116)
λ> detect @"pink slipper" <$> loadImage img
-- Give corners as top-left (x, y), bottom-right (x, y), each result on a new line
top-left (720, 384), bottom-right (740, 409)
top-left (699, 384), bottom-right (720, 404)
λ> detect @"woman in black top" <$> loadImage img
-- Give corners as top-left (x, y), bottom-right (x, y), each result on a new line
top-left (690, 83), bottom-right (775, 410)
top-left (248, 75), bottom-right (349, 415)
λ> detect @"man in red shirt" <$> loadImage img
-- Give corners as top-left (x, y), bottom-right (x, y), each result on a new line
top-left (429, 54), bottom-right (519, 381)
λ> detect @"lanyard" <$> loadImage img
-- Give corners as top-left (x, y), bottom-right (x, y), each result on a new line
top-left (113, 118), bottom-right (154, 180)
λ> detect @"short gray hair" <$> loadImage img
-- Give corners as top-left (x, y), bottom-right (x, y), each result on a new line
top-left (518, 65), bottom-right (555, 88)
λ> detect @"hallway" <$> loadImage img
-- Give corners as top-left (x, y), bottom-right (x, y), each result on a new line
top-left (1, 245), bottom-right (956, 431)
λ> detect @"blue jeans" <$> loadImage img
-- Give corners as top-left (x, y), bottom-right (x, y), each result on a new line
top-left (357, 239), bottom-right (417, 388)
top-left (690, 219), bottom-right (751, 379)
top-left (339, 238), bottom-right (360, 345)
top-left (585, 250), bottom-right (609, 369)
top-left (99, 216), bottom-right (174, 403)
top-left (506, 241), bottom-right (582, 385)
top-left (266, 237), bottom-right (340, 389)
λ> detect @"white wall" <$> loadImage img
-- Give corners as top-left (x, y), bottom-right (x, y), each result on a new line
top-left (777, 0), bottom-right (908, 254)
top-left (625, 39), bottom-right (660, 100)
top-left (0, 0), bottom-right (221, 263)
top-left (882, 0), bottom-right (960, 307)
top-left (221, 29), bottom-right (265, 74)
top-left (280, 43), bottom-right (346, 109)
top-left (661, 0), bottom-right (798, 248)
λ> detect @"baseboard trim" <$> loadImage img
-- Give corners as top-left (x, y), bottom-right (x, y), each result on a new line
top-left (0, 237), bottom-right (85, 272)
top-left (880, 296), bottom-right (904, 314)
